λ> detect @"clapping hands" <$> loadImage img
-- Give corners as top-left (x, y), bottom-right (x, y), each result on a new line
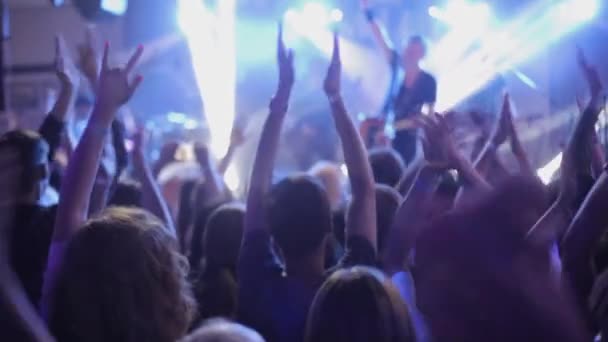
top-left (420, 114), bottom-right (461, 170)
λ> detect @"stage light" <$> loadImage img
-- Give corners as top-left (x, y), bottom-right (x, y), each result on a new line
top-left (428, 6), bottom-right (441, 19)
top-left (72, 0), bottom-right (128, 19)
top-left (284, 9), bottom-right (298, 23)
top-left (101, 0), bottom-right (128, 15)
top-left (330, 9), bottom-right (343, 23)
top-left (178, 0), bottom-right (236, 157)
top-left (435, 0), bottom-right (598, 111)
top-left (555, 0), bottom-right (598, 25)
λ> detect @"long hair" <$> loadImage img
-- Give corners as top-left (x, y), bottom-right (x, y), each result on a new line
top-left (305, 266), bottom-right (415, 342)
top-left (50, 207), bottom-right (196, 342)
top-left (193, 203), bottom-right (245, 323)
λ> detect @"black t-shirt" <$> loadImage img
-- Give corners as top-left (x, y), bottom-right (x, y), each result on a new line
top-left (390, 51), bottom-right (437, 122)
top-left (237, 230), bottom-right (376, 342)
top-left (11, 204), bottom-right (57, 306)
top-left (1, 204), bottom-right (56, 340)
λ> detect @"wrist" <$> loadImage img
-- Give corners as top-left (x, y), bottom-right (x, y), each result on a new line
top-left (270, 95), bottom-right (289, 113)
top-left (327, 92), bottom-right (342, 104)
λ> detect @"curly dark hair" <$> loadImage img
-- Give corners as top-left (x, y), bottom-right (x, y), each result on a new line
top-left (50, 207), bottom-right (196, 342)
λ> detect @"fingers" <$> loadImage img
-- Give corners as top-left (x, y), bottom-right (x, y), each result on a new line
top-left (277, 22), bottom-right (286, 61)
top-left (85, 26), bottom-right (95, 47)
top-left (331, 31), bottom-right (341, 65)
top-left (128, 75), bottom-right (144, 98)
top-left (54, 35), bottom-right (61, 60)
top-left (102, 41), bottom-right (110, 72)
top-left (125, 45), bottom-right (144, 74)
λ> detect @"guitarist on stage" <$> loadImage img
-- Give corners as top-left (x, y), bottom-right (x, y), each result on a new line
top-left (361, 0), bottom-right (437, 164)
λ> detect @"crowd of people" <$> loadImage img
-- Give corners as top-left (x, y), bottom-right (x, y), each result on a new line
top-left (1, 4), bottom-right (608, 342)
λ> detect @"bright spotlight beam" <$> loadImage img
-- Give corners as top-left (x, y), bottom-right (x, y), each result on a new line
top-left (435, 0), bottom-right (598, 111)
top-left (178, 0), bottom-right (237, 158)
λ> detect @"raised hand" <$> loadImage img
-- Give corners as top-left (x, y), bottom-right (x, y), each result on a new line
top-left (95, 43), bottom-right (143, 116)
top-left (491, 100), bottom-right (511, 146)
top-left (420, 114), bottom-right (460, 169)
top-left (55, 35), bottom-right (79, 88)
top-left (78, 27), bottom-right (100, 88)
top-left (276, 23), bottom-right (295, 96)
top-left (577, 47), bottom-right (603, 99)
top-left (324, 32), bottom-right (341, 97)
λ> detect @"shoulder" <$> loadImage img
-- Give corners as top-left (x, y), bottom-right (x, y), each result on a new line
top-left (421, 71), bottom-right (436, 85)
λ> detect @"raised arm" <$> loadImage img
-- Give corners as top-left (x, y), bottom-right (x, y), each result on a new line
top-left (42, 43), bottom-right (143, 316)
top-left (383, 114), bottom-right (454, 274)
top-left (361, 0), bottom-right (395, 63)
top-left (566, 49), bottom-right (604, 176)
top-left (194, 143), bottom-right (225, 204)
top-left (503, 94), bottom-right (534, 176)
top-left (218, 125), bottom-right (245, 175)
top-left (561, 170), bottom-right (608, 313)
top-left (325, 33), bottom-right (377, 249)
top-left (133, 127), bottom-right (176, 236)
top-left (39, 36), bottom-right (79, 160)
top-left (244, 25), bottom-right (294, 234)
top-left (52, 43), bottom-right (142, 241)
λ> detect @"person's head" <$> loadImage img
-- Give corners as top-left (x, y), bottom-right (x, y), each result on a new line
top-left (373, 184), bottom-right (402, 254)
top-left (368, 148), bottom-right (405, 187)
top-left (189, 201), bottom-right (226, 272)
top-left (305, 266), bottom-right (415, 342)
top-left (50, 207), bottom-right (195, 342)
top-left (184, 319), bottom-right (265, 342)
top-left (402, 35), bottom-right (427, 67)
top-left (204, 203), bottom-right (245, 269)
top-left (108, 179), bottom-right (142, 207)
top-left (268, 174), bottom-right (332, 262)
top-left (0, 130), bottom-right (49, 205)
top-left (192, 203), bottom-right (245, 322)
top-left (308, 161), bottom-right (345, 211)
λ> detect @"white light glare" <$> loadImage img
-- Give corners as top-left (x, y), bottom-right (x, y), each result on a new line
top-left (101, 0), bottom-right (127, 15)
top-left (556, 0), bottom-right (598, 24)
top-left (330, 9), bottom-right (344, 22)
top-left (537, 153), bottom-right (562, 185)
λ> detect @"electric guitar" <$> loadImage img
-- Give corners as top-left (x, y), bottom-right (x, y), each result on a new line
top-left (359, 115), bottom-right (423, 148)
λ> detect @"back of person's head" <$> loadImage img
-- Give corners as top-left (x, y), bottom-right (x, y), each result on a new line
top-left (193, 204), bottom-right (245, 321)
top-left (308, 161), bottom-right (345, 211)
top-left (204, 203), bottom-right (245, 268)
top-left (368, 148), bottom-right (405, 187)
top-left (189, 201), bottom-right (227, 272)
top-left (305, 266), bottom-right (414, 342)
top-left (50, 207), bottom-right (195, 342)
top-left (414, 175), bottom-right (588, 341)
top-left (108, 179), bottom-right (142, 207)
top-left (268, 174), bottom-right (332, 260)
top-left (0, 130), bottom-right (49, 202)
top-left (183, 319), bottom-right (265, 342)
top-left (374, 184), bottom-right (402, 254)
